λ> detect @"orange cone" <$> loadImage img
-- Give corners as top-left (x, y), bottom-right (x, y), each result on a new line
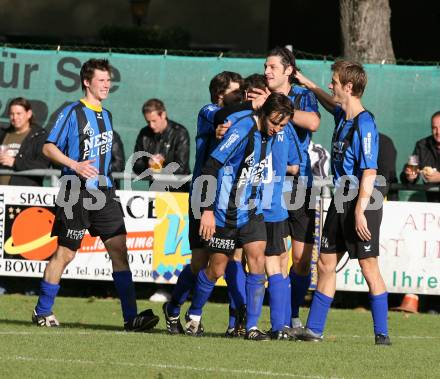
top-left (391, 294), bottom-right (419, 313)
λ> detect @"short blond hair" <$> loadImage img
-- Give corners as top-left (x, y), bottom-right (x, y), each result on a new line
top-left (331, 60), bottom-right (367, 97)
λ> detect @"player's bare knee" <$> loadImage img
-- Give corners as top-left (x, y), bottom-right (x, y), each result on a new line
top-left (190, 250), bottom-right (209, 273)
top-left (113, 244), bottom-right (128, 257)
top-left (265, 256), bottom-right (282, 276)
top-left (191, 256), bottom-right (210, 275)
top-left (190, 261), bottom-right (202, 274)
top-left (317, 258), bottom-right (336, 276)
top-left (292, 254), bottom-right (311, 273)
top-left (55, 246), bottom-right (76, 265)
top-left (205, 266), bottom-right (223, 282)
top-left (359, 265), bottom-right (379, 283)
top-left (108, 248), bottom-right (130, 271)
top-left (205, 253), bottom-right (228, 281)
top-left (247, 255), bottom-right (266, 274)
top-left (359, 257), bottom-right (379, 277)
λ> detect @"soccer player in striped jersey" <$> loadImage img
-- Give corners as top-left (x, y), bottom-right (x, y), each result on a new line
top-left (261, 122), bottom-right (302, 339)
top-left (32, 59), bottom-right (159, 331)
top-left (293, 62), bottom-right (390, 345)
top-left (262, 47), bottom-right (321, 329)
top-left (163, 73), bottom-right (270, 335)
top-left (228, 100), bottom-right (303, 339)
top-left (215, 74), bottom-right (269, 338)
top-left (185, 93), bottom-right (294, 341)
top-left (162, 72), bottom-right (243, 334)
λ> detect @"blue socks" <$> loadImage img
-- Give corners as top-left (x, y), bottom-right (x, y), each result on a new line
top-left (370, 292), bottom-right (389, 336)
top-left (227, 305), bottom-right (236, 329)
top-left (246, 273), bottom-right (266, 330)
top-left (188, 270), bottom-right (216, 317)
top-left (305, 290), bottom-right (388, 337)
top-left (268, 273), bottom-right (285, 332)
top-left (284, 276), bottom-right (292, 327)
top-left (112, 271), bottom-right (138, 323)
top-left (35, 280), bottom-right (60, 316)
top-left (306, 290), bottom-right (333, 335)
top-left (224, 260), bottom-right (247, 328)
top-left (290, 269), bottom-right (311, 318)
top-left (168, 264), bottom-right (196, 316)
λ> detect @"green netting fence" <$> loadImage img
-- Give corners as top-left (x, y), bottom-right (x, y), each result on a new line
top-left (1, 47), bottom-right (439, 188)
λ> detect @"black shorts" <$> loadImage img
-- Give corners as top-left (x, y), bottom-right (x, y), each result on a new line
top-left (287, 186), bottom-right (316, 244)
top-left (188, 210), bottom-right (203, 251)
top-left (203, 214), bottom-right (266, 255)
top-left (52, 188), bottom-right (126, 251)
top-left (320, 197), bottom-right (382, 259)
top-left (265, 220), bottom-right (289, 256)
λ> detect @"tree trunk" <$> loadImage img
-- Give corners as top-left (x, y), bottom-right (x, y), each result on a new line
top-left (340, 0), bottom-right (395, 63)
top-left (130, 0), bottom-right (152, 26)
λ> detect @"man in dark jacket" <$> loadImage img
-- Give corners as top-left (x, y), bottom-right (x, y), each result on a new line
top-left (133, 98), bottom-right (190, 191)
top-left (0, 97), bottom-right (50, 187)
top-left (400, 111), bottom-right (440, 202)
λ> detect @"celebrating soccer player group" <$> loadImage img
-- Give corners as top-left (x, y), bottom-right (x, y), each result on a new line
top-left (163, 47), bottom-right (390, 345)
top-left (32, 47), bottom-right (390, 345)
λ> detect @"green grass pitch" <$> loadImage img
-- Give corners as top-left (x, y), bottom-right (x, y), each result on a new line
top-left (0, 295), bottom-right (439, 378)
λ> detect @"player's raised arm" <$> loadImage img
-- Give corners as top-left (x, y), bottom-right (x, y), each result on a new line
top-left (294, 71), bottom-right (337, 115)
top-left (291, 109), bottom-right (320, 132)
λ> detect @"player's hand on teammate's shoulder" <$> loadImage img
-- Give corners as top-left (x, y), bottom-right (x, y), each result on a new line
top-left (248, 88), bottom-right (270, 110)
top-left (216, 121), bottom-right (232, 140)
top-left (71, 159), bottom-right (99, 179)
top-left (199, 210), bottom-right (216, 241)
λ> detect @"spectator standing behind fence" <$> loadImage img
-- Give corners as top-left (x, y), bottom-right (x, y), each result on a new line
top-left (0, 97), bottom-right (50, 186)
top-left (133, 99), bottom-right (190, 191)
top-left (400, 111), bottom-right (440, 202)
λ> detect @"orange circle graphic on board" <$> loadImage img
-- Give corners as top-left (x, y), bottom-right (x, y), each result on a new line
top-left (4, 207), bottom-right (57, 260)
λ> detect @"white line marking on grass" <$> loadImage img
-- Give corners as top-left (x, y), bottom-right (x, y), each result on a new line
top-left (331, 334), bottom-right (439, 340)
top-left (0, 331), bottom-right (126, 336)
top-left (5, 355), bottom-right (343, 379)
top-left (0, 331), bottom-right (439, 340)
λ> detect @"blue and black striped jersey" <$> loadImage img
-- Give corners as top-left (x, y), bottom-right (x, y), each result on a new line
top-left (226, 109), bottom-right (301, 223)
top-left (262, 123), bottom-right (301, 222)
top-left (190, 103), bottom-right (221, 194)
top-left (47, 100), bottom-right (114, 189)
top-left (210, 113), bottom-right (273, 228)
top-left (287, 85), bottom-right (319, 187)
top-left (331, 106), bottom-right (378, 185)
